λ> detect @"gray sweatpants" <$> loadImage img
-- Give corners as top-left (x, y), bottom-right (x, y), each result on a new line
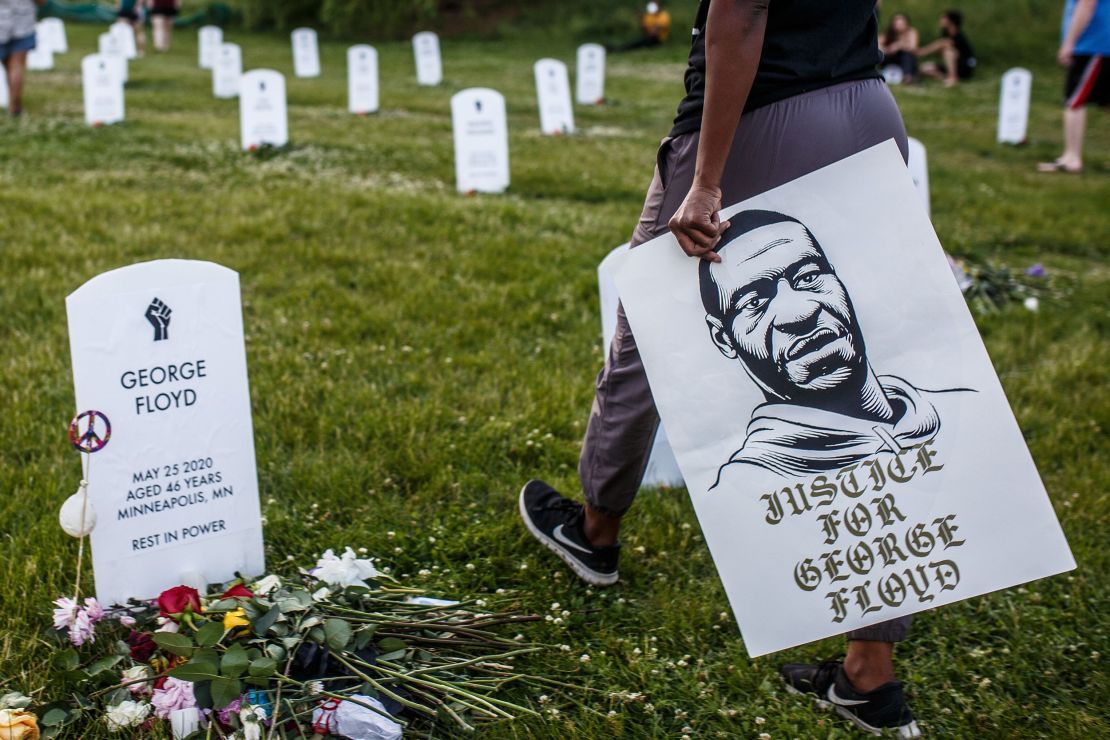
top-left (579, 78), bottom-right (912, 643)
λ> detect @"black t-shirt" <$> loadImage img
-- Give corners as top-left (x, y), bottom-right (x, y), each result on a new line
top-left (671, 0), bottom-right (883, 136)
top-left (951, 31), bottom-right (977, 76)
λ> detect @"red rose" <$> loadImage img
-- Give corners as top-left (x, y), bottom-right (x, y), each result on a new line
top-left (127, 630), bottom-right (157, 662)
top-left (157, 585), bottom-right (202, 618)
top-left (220, 584), bottom-right (254, 599)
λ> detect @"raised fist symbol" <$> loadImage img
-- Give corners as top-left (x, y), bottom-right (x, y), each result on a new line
top-left (146, 297), bottom-right (172, 341)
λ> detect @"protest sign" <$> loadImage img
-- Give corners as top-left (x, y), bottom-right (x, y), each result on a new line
top-left (198, 25), bottom-right (222, 69)
top-left (239, 69), bottom-right (288, 150)
top-left (292, 28), bottom-right (320, 78)
top-left (82, 54), bottom-right (124, 126)
top-left (998, 68), bottom-right (1032, 145)
top-left (66, 260), bottom-right (265, 605)
top-left (451, 87), bottom-right (510, 194)
top-left (213, 42), bottom-right (242, 99)
top-left (347, 44), bottom-right (379, 114)
top-left (534, 58), bottom-right (574, 135)
top-left (413, 31), bottom-right (442, 86)
top-left (576, 43), bottom-right (606, 105)
top-left (614, 140), bottom-right (1075, 656)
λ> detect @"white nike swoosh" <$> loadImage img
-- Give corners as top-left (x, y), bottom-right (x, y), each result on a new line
top-left (553, 524), bottom-right (593, 554)
top-left (827, 685), bottom-right (870, 707)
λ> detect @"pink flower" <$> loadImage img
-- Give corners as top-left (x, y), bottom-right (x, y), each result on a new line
top-left (52, 597), bottom-right (79, 631)
top-left (217, 698), bottom-right (243, 725)
top-left (83, 598), bottom-right (105, 622)
top-left (151, 678), bottom-right (197, 719)
top-left (118, 614), bottom-right (137, 627)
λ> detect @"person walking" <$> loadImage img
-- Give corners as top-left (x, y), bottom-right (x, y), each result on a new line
top-left (1039, 0), bottom-right (1109, 173)
top-left (149, 0), bottom-right (179, 53)
top-left (519, 1), bottom-right (921, 736)
top-left (0, 0), bottom-right (45, 117)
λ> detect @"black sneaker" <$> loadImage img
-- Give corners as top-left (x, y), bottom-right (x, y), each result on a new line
top-left (518, 480), bottom-right (619, 586)
top-left (780, 660), bottom-right (921, 738)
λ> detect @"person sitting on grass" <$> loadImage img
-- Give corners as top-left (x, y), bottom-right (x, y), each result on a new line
top-left (0, 0), bottom-right (46, 118)
top-left (918, 9), bottom-right (977, 86)
top-left (881, 13), bottom-right (920, 82)
top-left (1038, 0), bottom-right (1109, 174)
top-left (613, 2), bottom-right (672, 52)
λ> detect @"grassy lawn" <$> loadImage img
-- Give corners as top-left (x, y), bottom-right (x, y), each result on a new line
top-left (1, 7), bottom-right (1108, 738)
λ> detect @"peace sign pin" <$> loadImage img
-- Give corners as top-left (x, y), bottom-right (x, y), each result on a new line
top-left (69, 410), bottom-right (112, 453)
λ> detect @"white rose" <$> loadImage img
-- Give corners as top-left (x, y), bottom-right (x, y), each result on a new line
top-left (105, 700), bottom-right (151, 731)
top-left (252, 574), bottom-right (282, 595)
top-left (311, 547), bottom-right (380, 587)
top-left (121, 665), bottom-right (152, 695)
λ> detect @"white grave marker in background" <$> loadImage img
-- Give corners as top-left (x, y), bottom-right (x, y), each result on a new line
top-left (534, 58), bottom-right (574, 135)
top-left (450, 87), bottom-right (510, 194)
top-left (291, 28), bottom-right (320, 78)
top-left (998, 67), bottom-right (1032, 145)
top-left (412, 31), bottom-right (442, 86)
top-left (347, 44), bottom-right (379, 114)
top-left (198, 25), bottom-right (222, 69)
top-left (40, 17), bottom-right (67, 53)
top-left (82, 54), bottom-right (124, 126)
top-left (575, 43), bottom-right (606, 105)
top-left (98, 32), bottom-right (128, 83)
top-left (599, 243), bottom-right (684, 488)
top-left (213, 42), bottom-right (242, 99)
top-left (907, 136), bottom-right (929, 217)
top-left (110, 20), bottom-right (138, 60)
top-left (0, 69), bottom-right (8, 109)
top-left (67, 260), bottom-right (266, 606)
top-left (239, 69), bottom-right (288, 150)
top-left (27, 37), bottom-right (54, 70)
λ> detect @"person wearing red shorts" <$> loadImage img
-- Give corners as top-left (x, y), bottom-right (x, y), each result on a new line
top-left (1039, 0), bottom-right (1110, 173)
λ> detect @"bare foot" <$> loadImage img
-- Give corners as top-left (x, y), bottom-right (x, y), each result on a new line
top-left (1037, 160), bottom-right (1082, 173)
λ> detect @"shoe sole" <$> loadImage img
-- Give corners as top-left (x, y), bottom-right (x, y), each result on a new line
top-left (783, 684), bottom-right (922, 739)
top-left (518, 483), bottom-right (619, 587)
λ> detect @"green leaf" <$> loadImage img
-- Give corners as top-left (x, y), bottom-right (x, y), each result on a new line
top-left (308, 626), bottom-right (326, 644)
top-left (211, 677), bottom-right (242, 709)
top-left (54, 649), bottom-right (79, 671)
top-left (252, 604), bottom-right (281, 637)
top-left (248, 657), bottom-right (277, 677)
top-left (153, 631), bottom-right (195, 657)
top-left (324, 618), bottom-right (352, 651)
top-left (87, 654), bottom-right (123, 676)
top-left (193, 648), bottom-right (220, 667)
top-left (376, 637), bottom-right (407, 654)
top-left (192, 680), bottom-right (214, 710)
top-left (353, 625), bottom-right (376, 651)
top-left (195, 621), bottom-right (225, 647)
top-left (221, 645), bottom-right (250, 678)
top-left (168, 660), bottom-right (221, 682)
top-left (40, 707), bottom-right (71, 727)
top-left (379, 649), bottom-right (406, 661)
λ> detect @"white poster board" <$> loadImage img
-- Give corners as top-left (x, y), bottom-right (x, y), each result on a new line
top-left (598, 243), bottom-right (684, 488)
top-left (450, 87), bottom-right (510, 194)
top-left (347, 44), bottom-right (379, 114)
top-left (82, 53), bottom-right (125, 126)
top-left (198, 25), bottom-right (222, 69)
top-left (40, 17), bottom-right (68, 54)
top-left (66, 260), bottom-right (266, 606)
top-left (906, 136), bottom-right (929, 217)
top-left (27, 37), bottom-right (54, 70)
top-left (110, 20), bottom-right (138, 60)
top-left (213, 42), bottom-right (242, 99)
top-left (239, 69), bottom-right (288, 150)
top-left (291, 27), bottom-right (320, 78)
top-left (613, 141), bottom-right (1075, 656)
top-left (575, 43), bottom-right (606, 105)
top-left (534, 58), bottom-right (574, 135)
top-left (997, 67), bottom-right (1032, 145)
top-left (412, 31), bottom-right (442, 86)
top-left (98, 32), bottom-right (128, 84)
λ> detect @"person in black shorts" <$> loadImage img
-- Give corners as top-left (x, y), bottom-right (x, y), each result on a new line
top-left (1039, 0), bottom-right (1110, 173)
top-left (918, 9), bottom-right (977, 87)
top-left (149, 0), bottom-right (180, 53)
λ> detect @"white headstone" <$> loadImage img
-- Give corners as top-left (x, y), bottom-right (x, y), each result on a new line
top-left (239, 69), bottom-right (288, 150)
top-left (27, 36), bottom-right (54, 70)
top-left (66, 260), bottom-right (266, 606)
top-left (98, 32), bottom-right (128, 84)
top-left (906, 136), bottom-right (929, 217)
top-left (412, 31), bottom-right (442, 86)
top-left (599, 243), bottom-right (684, 488)
top-left (39, 17), bottom-right (67, 54)
top-left (997, 67), bottom-right (1032, 145)
top-left (450, 87), bottom-right (510, 194)
top-left (198, 25), bottom-right (223, 69)
top-left (575, 43), bottom-right (606, 105)
top-left (291, 28), bottom-right (320, 78)
top-left (110, 20), bottom-right (138, 60)
top-left (82, 53), bottom-right (125, 126)
top-left (881, 65), bottom-right (904, 85)
top-left (0, 69), bottom-right (8, 109)
top-left (347, 44), bottom-right (379, 114)
top-left (213, 42), bottom-right (242, 99)
top-left (534, 58), bottom-right (574, 135)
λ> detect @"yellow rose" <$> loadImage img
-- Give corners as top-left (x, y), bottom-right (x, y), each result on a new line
top-left (0, 709), bottom-right (40, 740)
top-left (223, 608), bottom-right (251, 637)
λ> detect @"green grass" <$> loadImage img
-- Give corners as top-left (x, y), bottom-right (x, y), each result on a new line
top-left (1, 11), bottom-right (1109, 739)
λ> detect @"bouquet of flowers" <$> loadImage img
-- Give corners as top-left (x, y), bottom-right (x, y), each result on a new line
top-left (28, 548), bottom-right (548, 738)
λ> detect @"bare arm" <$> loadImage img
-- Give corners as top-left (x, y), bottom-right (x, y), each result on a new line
top-left (669, 0), bottom-right (769, 262)
top-left (1060, 0), bottom-right (1098, 65)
